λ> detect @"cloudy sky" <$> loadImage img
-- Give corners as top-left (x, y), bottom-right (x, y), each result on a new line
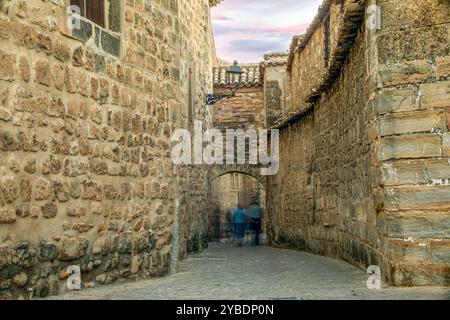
top-left (212, 0), bottom-right (323, 63)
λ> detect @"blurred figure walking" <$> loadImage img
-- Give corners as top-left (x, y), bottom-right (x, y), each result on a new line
top-left (231, 205), bottom-right (246, 247)
top-left (247, 200), bottom-right (264, 246)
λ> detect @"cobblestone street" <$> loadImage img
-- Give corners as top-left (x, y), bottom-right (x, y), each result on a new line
top-left (51, 243), bottom-right (450, 300)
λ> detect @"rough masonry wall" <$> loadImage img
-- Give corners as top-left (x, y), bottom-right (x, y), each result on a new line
top-left (175, 0), bottom-right (216, 260)
top-left (0, 0), bottom-right (215, 299)
top-left (268, 0), bottom-right (450, 286)
top-left (267, 0), bottom-right (385, 281)
top-left (376, 0), bottom-right (450, 285)
top-left (212, 88), bottom-right (265, 129)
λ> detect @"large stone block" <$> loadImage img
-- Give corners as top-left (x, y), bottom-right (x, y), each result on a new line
top-left (426, 159), bottom-right (450, 180)
top-left (379, 110), bottom-right (446, 136)
top-left (385, 186), bottom-right (450, 211)
top-left (443, 132), bottom-right (450, 157)
top-left (421, 81), bottom-right (450, 109)
top-left (381, 134), bottom-right (441, 160)
top-left (382, 160), bottom-right (428, 186)
top-left (34, 178), bottom-right (52, 201)
top-left (436, 56), bottom-right (450, 78)
top-left (35, 60), bottom-right (51, 86)
top-left (0, 50), bottom-right (15, 81)
top-left (446, 107), bottom-right (450, 129)
top-left (0, 207), bottom-right (16, 223)
top-left (1, 175), bottom-right (18, 204)
top-left (430, 241), bottom-right (450, 263)
top-left (391, 264), bottom-right (450, 286)
top-left (376, 87), bottom-right (419, 114)
top-left (388, 215), bottom-right (450, 239)
top-left (388, 239), bottom-right (430, 263)
top-left (58, 236), bottom-right (88, 261)
top-left (379, 60), bottom-right (432, 86)
top-left (0, 17), bottom-right (9, 40)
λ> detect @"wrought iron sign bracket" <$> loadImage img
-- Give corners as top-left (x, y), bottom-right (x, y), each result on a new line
top-left (206, 92), bottom-right (237, 105)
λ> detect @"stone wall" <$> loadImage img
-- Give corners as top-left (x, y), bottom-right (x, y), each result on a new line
top-left (376, 0), bottom-right (450, 285)
top-left (266, 0), bottom-right (450, 286)
top-left (212, 63), bottom-right (265, 130)
top-left (267, 0), bottom-right (382, 275)
top-left (212, 87), bottom-right (265, 129)
top-left (0, 0), bottom-right (216, 299)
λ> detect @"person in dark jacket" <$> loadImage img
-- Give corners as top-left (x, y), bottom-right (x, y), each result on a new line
top-left (247, 200), bottom-right (264, 246)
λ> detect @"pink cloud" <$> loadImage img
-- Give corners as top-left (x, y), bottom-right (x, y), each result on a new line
top-left (212, 0), bottom-right (323, 63)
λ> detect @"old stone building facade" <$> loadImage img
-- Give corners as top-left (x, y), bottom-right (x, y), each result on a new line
top-left (0, 0), bottom-right (218, 299)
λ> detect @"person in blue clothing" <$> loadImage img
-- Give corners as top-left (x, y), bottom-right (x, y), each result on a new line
top-left (231, 205), bottom-right (246, 247)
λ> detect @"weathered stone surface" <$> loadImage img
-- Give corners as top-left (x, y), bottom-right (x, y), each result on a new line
top-left (82, 180), bottom-right (103, 201)
top-left (1, 176), bottom-right (18, 203)
top-left (379, 60), bottom-right (432, 86)
top-left (376, 88), bottom-right (419, 114)
top-left (12, 273), bottom-right (27, 287)
top-left (388, 239), bottom-right (429, 263)
top-left (53, 42), bottom-right (71, 62)
top-left (41, 202), bottom-right (57, 218)
top-left (388, 215), bottom-right (450, 239)
top-left (53, 180), bottom-right (70, 202)
top-left (0, 245), bottom-right (12, 270)
top-left (12, 242), bottom-right (33, 268)
top-left (19, 56), bottom-right (30, 82)
top-left (436, 56), bottom-right (450, 78)
top-left (381, 134), bottom-right (442, 160)
top-left (430, 241), bottom-right (450, 263)
top-left (38, 242), bottom-right (59, 262)
top-left (0, 50), bottom-right (15, 80)
top-left (385, 186), bottom-right (450, 212)
top-left (443, 132), bottom-right (450, 157)
top-left (380, 110), bottom-right (446, 136)
top-left (0, 130), bottom-right (18, 151)
top-left (127, 256), bottom-right (139, 275)
top-left (421, 81), bottom-right (450, 109)
top-left (58, 236), bottom-right (88, 261)
top-left (72, 222), bottom-right (93, 233)
top-left (15, 204), bottom-right (30, 217)
top-left (34, 178), bottom-right (51, 201)
top-left (378, 24), bottom-right (450, 64)
top-left (23, 158), bottom-right (36, 174)
top-left (379, 0), bottom-right (450, 32)
top-left (426, 159), bottom-right (450, 180)
top-left (35, 60), bottom-right (51, 86)
top-left (19, 179), bottom-right (31, 202)
top-left (382, 160), bottom-right (428, 186)
top-left (34, 278), bottom-right (49, 298)
top-left (0, 107), bottom-right (12, 121)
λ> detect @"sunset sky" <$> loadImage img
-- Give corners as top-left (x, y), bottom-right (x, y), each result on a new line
top-left (211, 0), bottom-right (323, 63)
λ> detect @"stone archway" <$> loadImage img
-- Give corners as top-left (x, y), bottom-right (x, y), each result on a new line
top-left (210, 165), bottom-right (268, 241)
top-left (212, 164), bottom-right (267, 186)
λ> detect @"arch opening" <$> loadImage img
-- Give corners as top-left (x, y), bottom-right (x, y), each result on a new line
top-left (209, 172), bottom-right (267, 242)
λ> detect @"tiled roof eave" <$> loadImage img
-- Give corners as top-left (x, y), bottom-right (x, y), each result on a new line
top-left (273, 0), bottom-right (366, 129)
top-left (209, 0), bottom-right (223, 7)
